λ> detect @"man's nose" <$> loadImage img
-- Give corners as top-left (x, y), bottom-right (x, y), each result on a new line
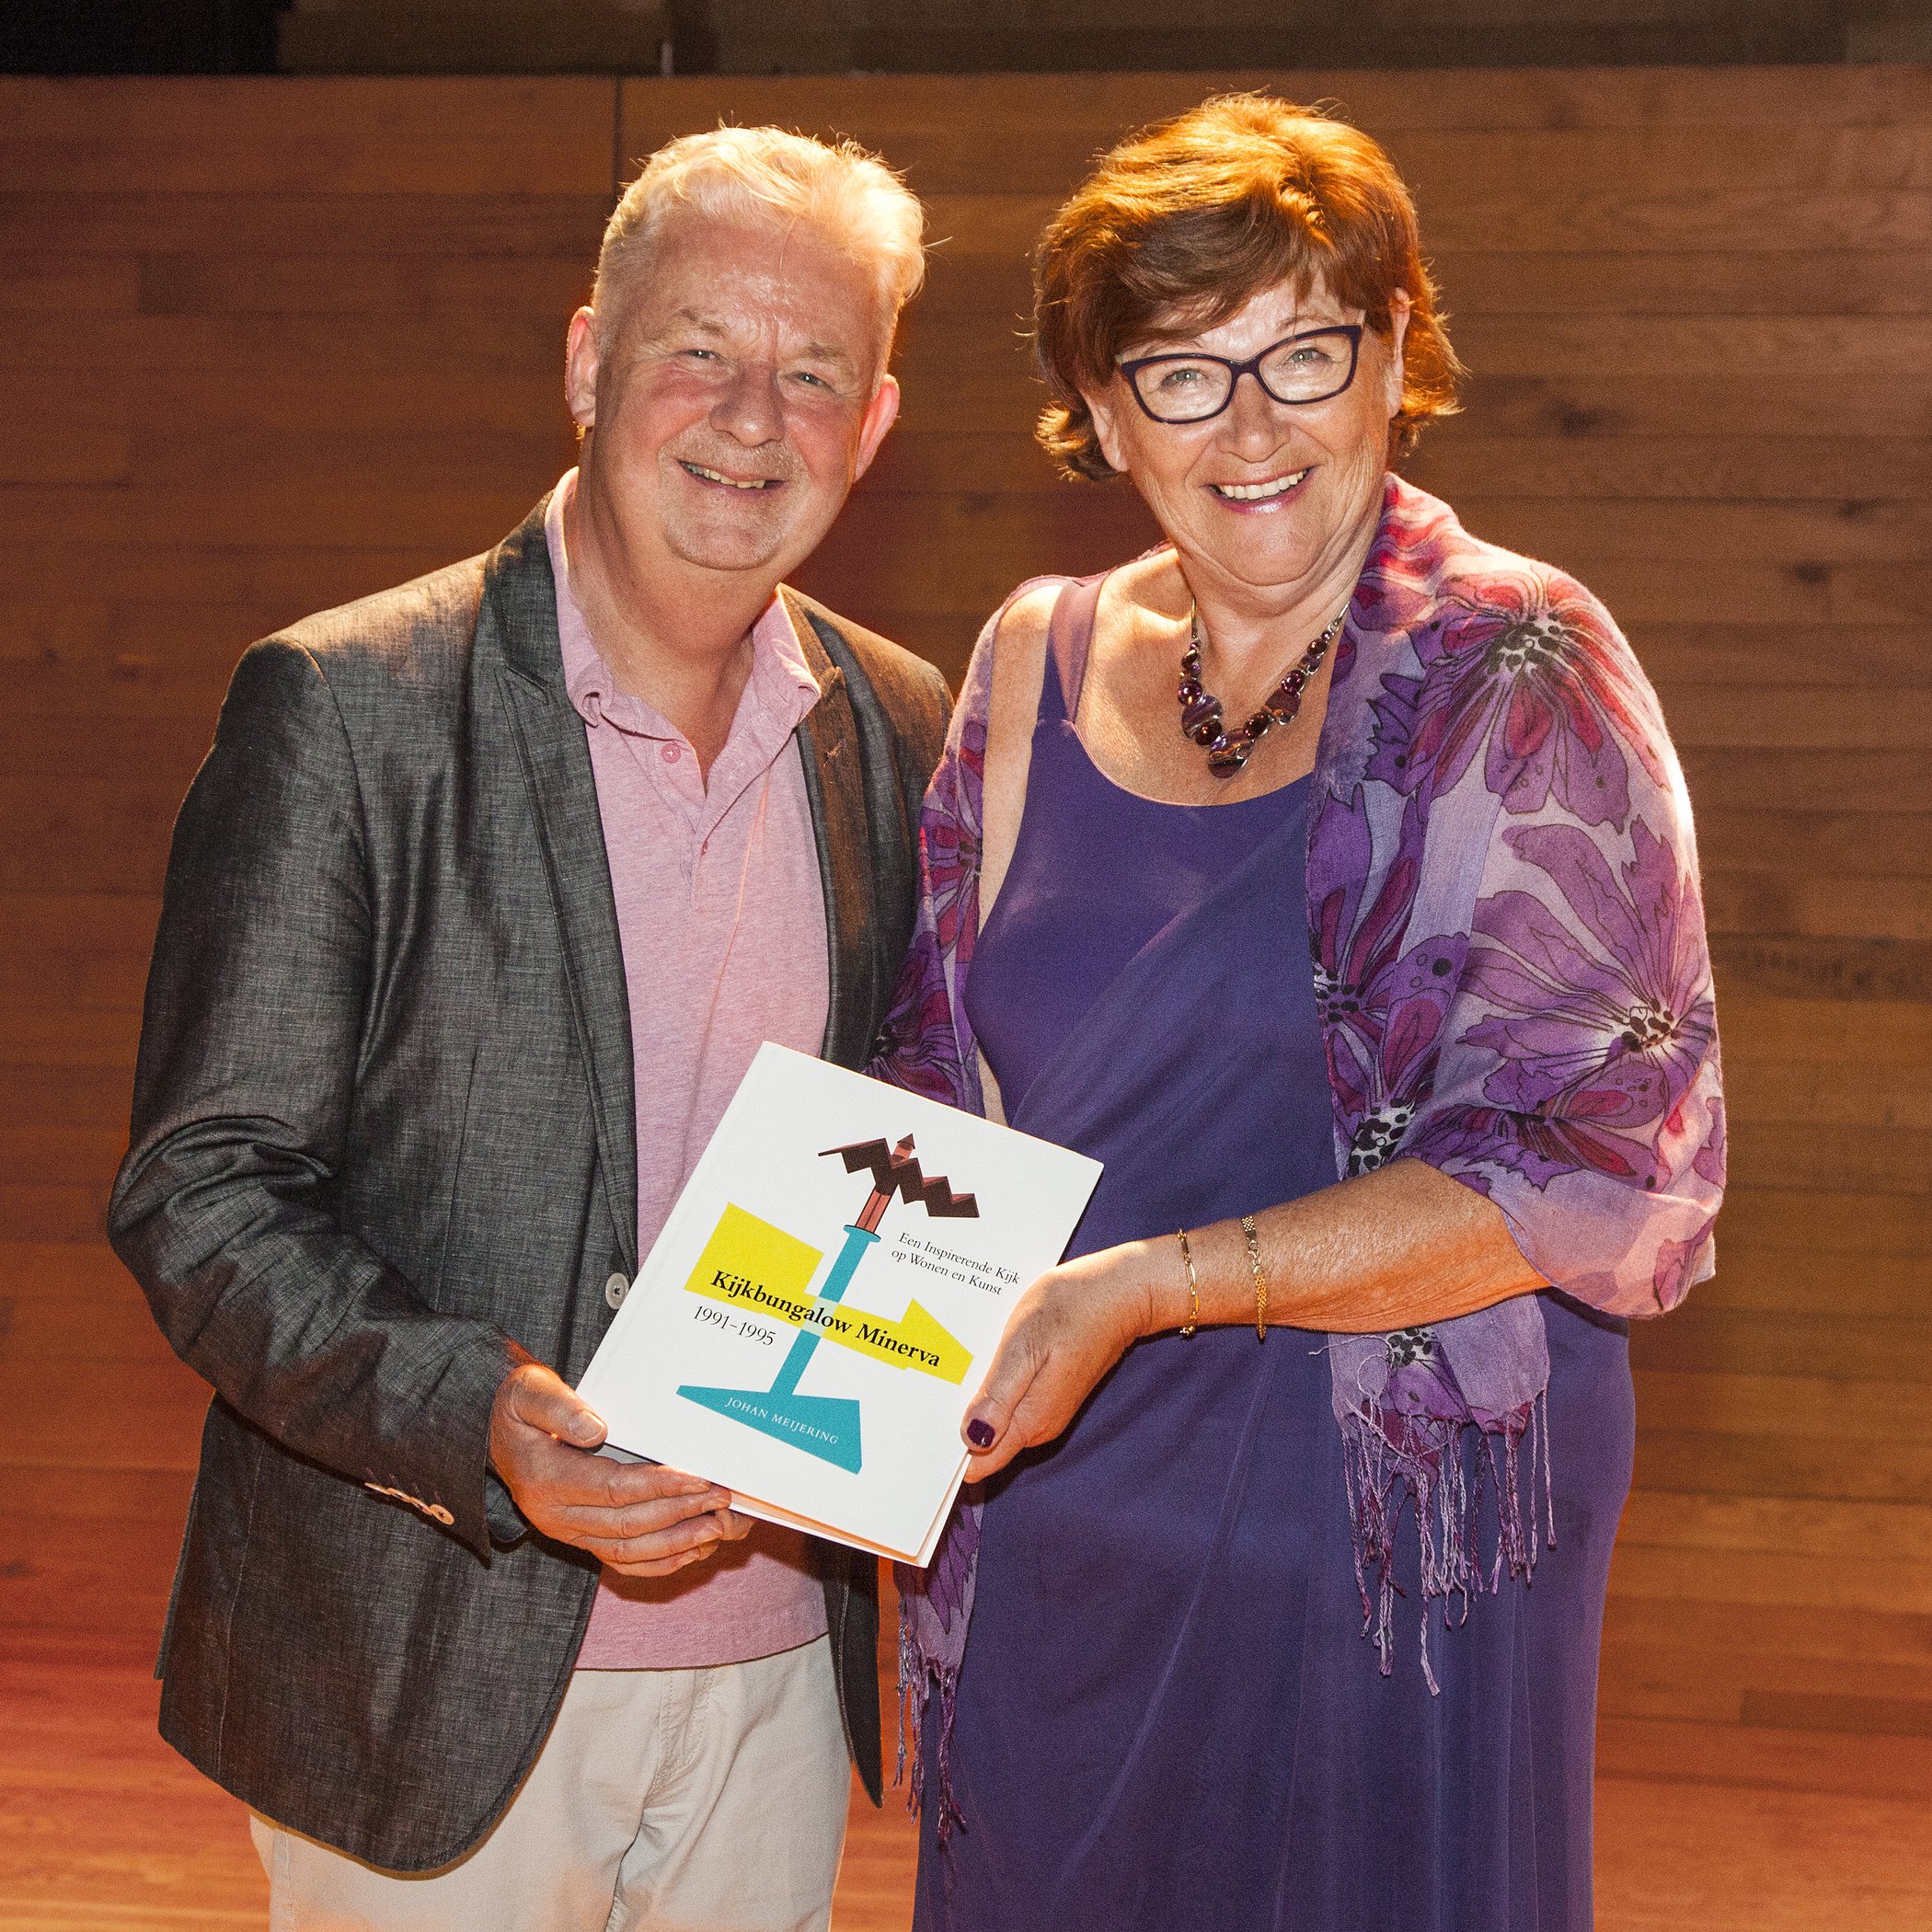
top-left (711, 362), bottom-right (786, 444)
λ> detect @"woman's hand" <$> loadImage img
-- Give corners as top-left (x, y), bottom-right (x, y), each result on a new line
top-left (960, 1240), bottom-right (1163, 1481)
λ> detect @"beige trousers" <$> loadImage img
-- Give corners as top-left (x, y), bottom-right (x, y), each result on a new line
top-left (250, 1637), bottom-right (850, 1932)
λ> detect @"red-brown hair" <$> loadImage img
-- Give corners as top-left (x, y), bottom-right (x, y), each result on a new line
top-left (1033, 95), bottom-right (1463, 480)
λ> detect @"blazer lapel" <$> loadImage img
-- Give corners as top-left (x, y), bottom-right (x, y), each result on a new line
top-left (787, 590), bottom-right (878, 1071)
top-left (482, 503), bottom-right (640, 1275)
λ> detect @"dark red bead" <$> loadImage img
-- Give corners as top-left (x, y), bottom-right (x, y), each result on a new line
top-left (1177, 677), bottom-right (1203, 706)
top-left (1244, 709), bottom-right (1274, 738)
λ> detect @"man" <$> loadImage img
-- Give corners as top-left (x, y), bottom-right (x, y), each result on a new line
top-left (107, 128), bottom-right (949, 1929)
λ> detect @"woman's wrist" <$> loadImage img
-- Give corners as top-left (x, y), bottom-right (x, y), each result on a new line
top-left (1121, 1233), bottom-right (1189, 1340)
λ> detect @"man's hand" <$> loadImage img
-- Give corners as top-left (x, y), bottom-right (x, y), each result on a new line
top-left (489, 1362), bottom-right (751, 1577)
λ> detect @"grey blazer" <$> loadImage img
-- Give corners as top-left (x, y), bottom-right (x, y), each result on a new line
top-left (107, 500), bottom-right (951, 1872)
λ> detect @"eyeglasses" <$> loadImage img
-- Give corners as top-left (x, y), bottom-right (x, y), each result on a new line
top-left (1116, 325), bottom-right (1364, 424)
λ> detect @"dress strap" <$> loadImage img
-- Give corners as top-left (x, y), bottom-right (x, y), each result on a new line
top-left (1041, 573), bottom-right (1107, 725)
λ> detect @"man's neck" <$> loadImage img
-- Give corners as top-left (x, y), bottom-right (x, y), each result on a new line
top-left (561, 473), bottom-right (779, 778)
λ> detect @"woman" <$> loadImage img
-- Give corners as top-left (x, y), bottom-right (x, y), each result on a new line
top-left (878, 96), bottom-right (1724, 1930)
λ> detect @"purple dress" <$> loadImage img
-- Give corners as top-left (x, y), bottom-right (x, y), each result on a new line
top-left (913, 581), bottom-right (1636, 1932)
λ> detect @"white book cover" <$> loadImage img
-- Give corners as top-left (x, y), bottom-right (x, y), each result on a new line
top-left (577, 1043), bottom-right (1102, 1566)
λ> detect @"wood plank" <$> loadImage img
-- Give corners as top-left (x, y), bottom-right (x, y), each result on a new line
top-left (0, 1008), bottom-right (143, 1071)
top-left (1720, 1044), bottom-right (1931, 1125)
top-left (1445, 374), bottom-right (1932, 442)
top-left (1455, 497), bottom-right (1932, 570)
top-left (1713, 1188), bottom-right (1929, 1254)
top-left (1710, 932), bottom-right (1932, 1003)
top-left (0, 1185), bottom-right (112, 1245)
top-left (1702, 873), bottom-right (1932, 944)
top-left (0, 190), bottom-right (614, 259)
top-left (905, 187), bottom-right (1932, 259)
top-left (1678, 748), bottom-right (1927, 813)
top-left (0, 484), bottom-right (555, 554)
top-left (1425, 248), bottom-right (1932, 317)
top-left (1718, 992), bottom-right (1932, 1069)
top-left (1728, 1119), bottom-right (1929, 1194)
top-left (620, 66), bottom-right (1932, 155)
top-left (0, 897), bottom-right (160, 1013)
top-left (0, 1065), bottom-right (134, 1132)
top-left (1658, 685), bottom-right (1932, 752)
top-left (1629, 1308), bottom-right (1932, 1384)
top-left (1595, 1777), bottom-right (1932, 1932)
top-left (0, 78), bottom-right (617, 196)
top-left (1692, 1250), bottom-right (1932, 1319)
top-left (1632, 1429), bottom-right (1932, 1507)
top-left (8, 1357), bottom-right (209, 1466)
top-left (0, 313), bottom-right (568, 382)
top-left (134, 251), bottom-right (595, 320)
top-left (1692, 814), bottom-right (1932, 878)
top-left (1598, 1715), bottom-right (1932, 1800)
top-left (1635, 1370), bottom-right (1932, 1441)
top-left (0, 1129), bottom-right (131, 1189)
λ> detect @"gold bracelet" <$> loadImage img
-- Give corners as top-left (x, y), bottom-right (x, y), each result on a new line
top-left (1175, 1228), bottom-right (1198, 1337)
top-left (1241, 1214), bottom-right (1268, 1340)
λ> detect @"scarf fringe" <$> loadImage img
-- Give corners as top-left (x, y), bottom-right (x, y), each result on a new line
top-left (897, 1600), bottom-right (966, 1841)
top-left (1340, 1386), bottom-right (1552, 1690)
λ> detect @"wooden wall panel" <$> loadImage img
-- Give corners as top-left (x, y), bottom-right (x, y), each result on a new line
top-left (0, 62), bottom-right (1926, 1926)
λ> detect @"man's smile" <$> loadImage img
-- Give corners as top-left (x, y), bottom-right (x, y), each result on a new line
top-left (678, 458), bottom-right (785, 490)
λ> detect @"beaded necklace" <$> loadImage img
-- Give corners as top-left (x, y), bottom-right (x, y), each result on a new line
top-left (1177, 603), bottom-right (1349, 777)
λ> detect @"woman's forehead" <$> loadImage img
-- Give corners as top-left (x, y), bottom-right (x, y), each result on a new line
top-left (1132, 275), bottom-right (1357, 354)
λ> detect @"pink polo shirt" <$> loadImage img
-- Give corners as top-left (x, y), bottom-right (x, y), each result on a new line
top-left (546, 473), bottom-right (833, 1671)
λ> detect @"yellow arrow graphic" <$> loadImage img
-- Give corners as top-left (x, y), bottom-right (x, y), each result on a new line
top-left (684, 1204), bottom-right (973, 1384)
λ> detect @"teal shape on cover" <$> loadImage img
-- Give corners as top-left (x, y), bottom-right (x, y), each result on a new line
top-left (674, 1385), bottom-right (863, 1473)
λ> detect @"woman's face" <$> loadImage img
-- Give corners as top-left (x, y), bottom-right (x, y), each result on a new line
top-left (1085, 276), bottom-right (1409, 609)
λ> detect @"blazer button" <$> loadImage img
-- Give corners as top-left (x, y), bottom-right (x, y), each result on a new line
top-left (427, 1503), bottom-right (455, 1526)
top-left (604, 1271), bottom-right (630, 1311)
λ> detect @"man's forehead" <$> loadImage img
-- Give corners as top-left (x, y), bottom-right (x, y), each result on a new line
top-left (652, 301), bottom-right (857, 363)
top-left (618, 223), bottom-right (888, 365)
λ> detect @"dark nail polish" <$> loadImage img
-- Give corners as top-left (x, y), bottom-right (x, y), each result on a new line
top-left (966, 1418), bottom-right (995, 1448)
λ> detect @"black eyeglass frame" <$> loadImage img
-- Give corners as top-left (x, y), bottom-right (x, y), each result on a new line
top-left (1115, 324), bottom-right (1365, 423)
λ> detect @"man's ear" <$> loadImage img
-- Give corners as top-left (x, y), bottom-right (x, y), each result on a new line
top-left (851, 373), bottom-right (902, 482)
top-left (565, 307), bottom-right (600, 430)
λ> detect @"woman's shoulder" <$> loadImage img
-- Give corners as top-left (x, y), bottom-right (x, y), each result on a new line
top-left (1358, 477), bottom-right (1677, 831)
top-left (1376, 476), bottom-right (1627, 659)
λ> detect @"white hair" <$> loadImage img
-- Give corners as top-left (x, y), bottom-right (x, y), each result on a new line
top-left (592, 125), bottom-right (926, 350)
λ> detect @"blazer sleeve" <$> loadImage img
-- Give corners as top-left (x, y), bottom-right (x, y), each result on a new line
top-left (108, 638), bottom-right (525, 1560)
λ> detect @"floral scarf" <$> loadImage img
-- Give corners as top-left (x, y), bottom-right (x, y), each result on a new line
top-left (873, 475), bottom-right (1725, 1823)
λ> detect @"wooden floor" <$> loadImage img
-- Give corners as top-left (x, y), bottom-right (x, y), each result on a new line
top-left (2, 1252), bottom-right (1929, 1932)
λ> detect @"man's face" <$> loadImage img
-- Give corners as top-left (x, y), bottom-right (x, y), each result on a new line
top-left (566, 214), bottom-right (900, 586)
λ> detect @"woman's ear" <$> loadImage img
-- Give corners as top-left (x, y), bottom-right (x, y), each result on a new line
top-left (1083, 381), bottom-right (1130, 477)
top-left (1384, 291), bottom-right (1412, 418)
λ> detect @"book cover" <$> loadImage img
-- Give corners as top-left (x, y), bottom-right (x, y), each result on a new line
top-left (577, 1043), bottom-right (1101, 1565)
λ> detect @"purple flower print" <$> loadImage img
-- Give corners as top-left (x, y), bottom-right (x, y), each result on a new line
top-left (1455, 819), bottom-right (1715, 1189)
top-left (925, 714), bottom-right (985, 970)
top-left (1368, 571), bottom-right (1664, 829)
top-left (1309, 790), bottom-right (1466, 1174)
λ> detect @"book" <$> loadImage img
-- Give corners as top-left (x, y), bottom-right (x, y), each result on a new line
top-left (577, 1042), bottom-right (1102, 1566)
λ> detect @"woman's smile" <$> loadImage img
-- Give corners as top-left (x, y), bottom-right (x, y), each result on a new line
top-left (1205, 466), bottom-right (1313, 507)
